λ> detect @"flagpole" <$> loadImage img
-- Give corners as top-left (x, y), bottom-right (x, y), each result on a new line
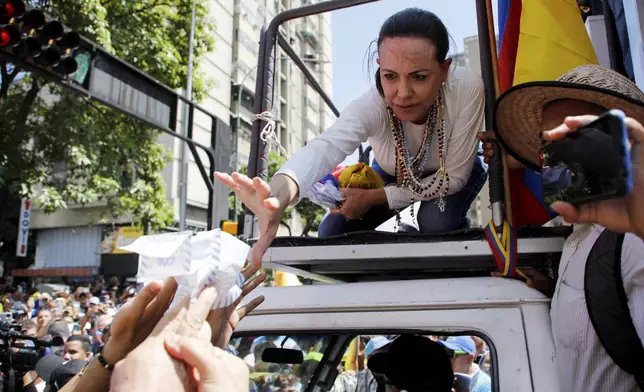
top-left (485, 0), bottom-right (514, 225)
top-left (476, 0), bottom-right (506, 230)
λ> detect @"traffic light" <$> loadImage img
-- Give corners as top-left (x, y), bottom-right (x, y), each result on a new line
top-left (0, 1), bottom-right (81, 76)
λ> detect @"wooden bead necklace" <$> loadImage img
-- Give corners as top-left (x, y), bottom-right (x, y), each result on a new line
top-left (387, 88), bottom-right (450, 229)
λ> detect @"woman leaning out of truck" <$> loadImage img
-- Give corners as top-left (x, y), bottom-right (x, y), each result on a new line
top-left (216, 7), bottom-right (488, 266)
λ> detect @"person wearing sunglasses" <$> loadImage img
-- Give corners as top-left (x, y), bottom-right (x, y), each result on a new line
top-left (439, 337), bottom-right (491, 392)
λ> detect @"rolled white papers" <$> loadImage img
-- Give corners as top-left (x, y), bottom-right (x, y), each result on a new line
top-left (120, 229), bottom-right (250, 309)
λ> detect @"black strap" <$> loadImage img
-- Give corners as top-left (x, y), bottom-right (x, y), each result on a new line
top-left (585, 230), bottom-right (644, 390)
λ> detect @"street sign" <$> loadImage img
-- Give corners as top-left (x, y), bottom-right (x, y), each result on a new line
top-left (16, 198), bottom-right (31, 257)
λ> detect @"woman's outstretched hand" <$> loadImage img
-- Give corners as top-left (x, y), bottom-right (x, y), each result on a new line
top-left (215, 172), bottom-right (296, 267)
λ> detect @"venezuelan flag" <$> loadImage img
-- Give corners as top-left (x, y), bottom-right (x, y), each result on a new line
top-left (497, 0), bottom-right (599, 227)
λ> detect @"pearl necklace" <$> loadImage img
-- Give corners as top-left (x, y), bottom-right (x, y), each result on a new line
top-left (388, 88), bottom-right (450, 229)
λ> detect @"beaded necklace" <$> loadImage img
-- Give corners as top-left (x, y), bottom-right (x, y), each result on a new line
top-left (388, 88), bottom-right (450, 229)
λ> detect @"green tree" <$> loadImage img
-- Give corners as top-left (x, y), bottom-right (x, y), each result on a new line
top-left (0, 0), bottom-right (215, 267)
top-left (295, 198), bottom-right (325, 237)
top-left (230, 152), bottom-right (325, 237)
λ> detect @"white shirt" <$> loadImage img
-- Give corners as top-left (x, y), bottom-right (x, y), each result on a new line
top-left (277, 67), bottom-right (485, 210)
top-left (551, 224), bottom-right (644, 392)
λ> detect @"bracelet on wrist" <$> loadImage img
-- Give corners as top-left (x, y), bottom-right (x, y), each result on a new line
top-left (97, 346), bottom-right (115, 371)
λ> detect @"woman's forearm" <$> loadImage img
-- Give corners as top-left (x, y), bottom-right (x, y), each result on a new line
top-left (366, 188), bottom-right (387, 207)
top-left (269, 174), bottom-right (300, 207)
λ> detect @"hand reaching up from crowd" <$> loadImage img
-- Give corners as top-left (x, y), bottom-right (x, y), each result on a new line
top-left (110, 286), bottom-right (219, 391)
top-left (164, 334), bottom-right (249, 392)
top-left (63, 279), bottom-right (179, 392)
top-left (207, 261), bottom-right (266, 349)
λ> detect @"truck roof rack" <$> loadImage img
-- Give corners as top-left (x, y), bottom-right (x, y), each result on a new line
top-left (262, 227), bottom-right (567, 283)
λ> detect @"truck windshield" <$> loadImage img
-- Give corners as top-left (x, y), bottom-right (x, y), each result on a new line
top-left (229, 333), bottom-right (494, 392)
top-left (229, 334), bottom-right (332, 392)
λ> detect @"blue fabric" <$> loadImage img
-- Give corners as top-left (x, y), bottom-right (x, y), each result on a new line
top-left (365, 336), bottom-right (390, 357)
top-left (524, 168), bottom-right (558, 218)
top-left (470, 370), bottom-right (492, 392)
top-left (318, 157), bottom-right (488, 237)
top-left (497, 0), bottom-right (513, 51)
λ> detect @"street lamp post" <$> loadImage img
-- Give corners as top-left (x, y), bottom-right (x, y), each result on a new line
top-left (231, 64), bottom-right (258, 222)
top-left (178, 0), bottom-right (197, 231)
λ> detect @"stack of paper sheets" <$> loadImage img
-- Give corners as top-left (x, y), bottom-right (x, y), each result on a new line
top-left (120, 229), bottom-right (250, 309)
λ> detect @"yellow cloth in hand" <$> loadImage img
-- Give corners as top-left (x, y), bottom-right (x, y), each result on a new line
top-left (337, 163), bottom-right (384, 189)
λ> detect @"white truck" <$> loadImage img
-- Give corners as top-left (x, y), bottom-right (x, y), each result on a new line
top-left (236, 276), bottom-right (560, 391)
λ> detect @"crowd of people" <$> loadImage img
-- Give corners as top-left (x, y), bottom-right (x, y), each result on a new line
top-left (0, 277), bottom-right (146, 390)
top-left (2, 3), bottom-right (644, 391)
top-left (0, 264), bottom-right (267, 392)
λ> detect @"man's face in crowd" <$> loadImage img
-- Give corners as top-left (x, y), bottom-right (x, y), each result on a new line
top-left (37, 310), bottom-right (52, 327)
top-left (450, 353), bottom-right (472, 374)
top-left (63, 340), bottom-right (90, 361)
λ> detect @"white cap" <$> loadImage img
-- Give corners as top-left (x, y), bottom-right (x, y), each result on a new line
top-left (88, 297), bottom-right (100, 305)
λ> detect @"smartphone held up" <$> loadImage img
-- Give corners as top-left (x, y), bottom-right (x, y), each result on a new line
top-left (540, 110), bottom-right (633, 206)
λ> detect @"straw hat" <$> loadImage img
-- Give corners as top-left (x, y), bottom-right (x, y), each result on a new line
top-left (494, 65), bottom-right (644, 170)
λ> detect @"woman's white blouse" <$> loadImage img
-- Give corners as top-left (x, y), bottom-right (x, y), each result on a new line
top-left (276, 66), bottom-right (486, 210)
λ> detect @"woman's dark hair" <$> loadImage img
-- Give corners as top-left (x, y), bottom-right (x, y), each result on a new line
top-left (370, 8), bottom-right (451, 96)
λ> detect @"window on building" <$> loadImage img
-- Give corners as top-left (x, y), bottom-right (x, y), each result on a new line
top-left (280, 125), bottom-right (288, 151)
top-left (280, 57), bottom-right (289, 74)
top-left (280, 102), bottom-right (288, 127)
top-left (280, 77), bottom-right (288, 99)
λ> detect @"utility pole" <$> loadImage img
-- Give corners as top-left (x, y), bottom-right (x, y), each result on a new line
top-left (232, 64), bottom-right (257, 222)
top-left (179, 0), bottom-right (196, 231)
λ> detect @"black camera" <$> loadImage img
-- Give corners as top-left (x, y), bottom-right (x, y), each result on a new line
top-left (0, 321), bottom-right (64, 392)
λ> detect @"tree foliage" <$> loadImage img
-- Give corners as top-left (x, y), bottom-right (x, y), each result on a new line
top-left (230, 152), bottom-right (325, 237)
top-left (0, 0), bottom-right (215, 266)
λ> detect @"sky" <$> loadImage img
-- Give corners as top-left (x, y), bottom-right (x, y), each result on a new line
top-left (330, 0), bottom-right (495, 111)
